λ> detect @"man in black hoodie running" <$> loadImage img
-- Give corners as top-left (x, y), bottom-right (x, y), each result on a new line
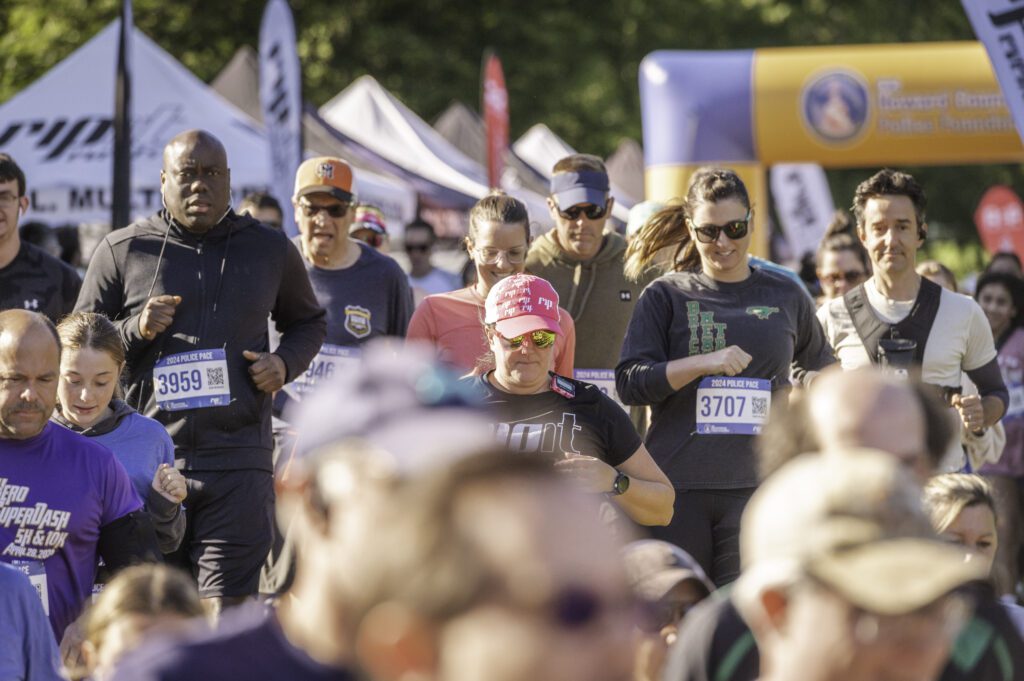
top-left (74, 130), bottom-right (326, 617)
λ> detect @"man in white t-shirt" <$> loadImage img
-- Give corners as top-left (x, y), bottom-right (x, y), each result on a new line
top-left (817, 169), bottom-right (1007, 440)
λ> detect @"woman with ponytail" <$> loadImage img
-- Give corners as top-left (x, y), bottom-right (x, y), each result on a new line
top-left (407, 191), bottom-right (576, 374)
top-left (616, 168), bottom-right (834, 586)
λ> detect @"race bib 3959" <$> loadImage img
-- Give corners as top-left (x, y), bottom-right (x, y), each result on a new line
top-left (153, 349), bottom-right (231, 411)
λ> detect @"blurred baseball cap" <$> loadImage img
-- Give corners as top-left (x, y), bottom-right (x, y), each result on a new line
top-left (349, 204), bottom-right (387, 236)
top-left (484, 273), bottom-right (562, 338)
top-left (294, 157), bottom-right (355, 203)
top-left (550, 170), bottom-right (609, 209)
top-left (286, 342), bottom-right (493, 480)
top-left (623, 539), bottom-right (714, 603)
top-left (735, 450), bottom-right (986, 617)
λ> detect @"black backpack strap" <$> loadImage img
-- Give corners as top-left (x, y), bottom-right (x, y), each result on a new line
top-left (842, 278), bottom-right (944, 366)
top-left (892, 278), bottom-right (943, 364)
top-left (843, 283), bottom-right (888, 364)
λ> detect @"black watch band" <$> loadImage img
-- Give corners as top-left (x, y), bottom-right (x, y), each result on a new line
top-left (612, 471), bottom-right (630, 496)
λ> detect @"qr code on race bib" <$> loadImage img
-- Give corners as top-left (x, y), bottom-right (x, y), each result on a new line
top-left (751, 397), bottom-right (768, 418)
top-left (206, 367), bottom-right (225, 387)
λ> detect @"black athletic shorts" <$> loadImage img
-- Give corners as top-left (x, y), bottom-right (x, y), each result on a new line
top-left (171, 469), bottom-right (275, 599)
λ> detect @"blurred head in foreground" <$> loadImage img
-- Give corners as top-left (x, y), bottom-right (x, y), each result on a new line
top-left (734, 452), bottom-right (984, 681)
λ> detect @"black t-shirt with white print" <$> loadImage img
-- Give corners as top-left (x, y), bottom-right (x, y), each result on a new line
top-left (475, 372), bottom-right (641, 467)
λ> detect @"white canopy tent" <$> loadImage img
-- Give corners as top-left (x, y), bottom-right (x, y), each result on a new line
top-left (212, 47), bottom-right (417, 230)
top-left (0, 21), bottom-right (275, 226)
top-left (319, 75), bottom-right (553, 234)
top-left (513, 124), bottom-right (634, 223)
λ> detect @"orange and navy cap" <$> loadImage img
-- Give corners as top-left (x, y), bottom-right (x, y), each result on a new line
top-left (294, 157), bottom-right (355, 203)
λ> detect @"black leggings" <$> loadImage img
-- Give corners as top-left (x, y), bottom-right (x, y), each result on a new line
top-left (650, 487), bottom-right (756, 587)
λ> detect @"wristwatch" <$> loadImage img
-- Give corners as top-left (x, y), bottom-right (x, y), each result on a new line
top-left (611, 471), bottom-right (630, 496)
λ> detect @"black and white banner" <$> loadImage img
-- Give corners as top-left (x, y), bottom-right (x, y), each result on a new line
top-left (259, 0), bottom-right (303, 236)
top-left (769, 164), bottom-right (835, 259)
top-left (963, 0), bottom-right (1024, 144)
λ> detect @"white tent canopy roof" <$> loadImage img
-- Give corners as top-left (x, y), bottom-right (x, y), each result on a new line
top-left (320, 75), bottom-right (552, 231)
top-left (211, 47), bottom-right (417, 230)
top-left (0, 20), bottom-right (274, 226)
top-left (513, 123), bottom-right (634, 223)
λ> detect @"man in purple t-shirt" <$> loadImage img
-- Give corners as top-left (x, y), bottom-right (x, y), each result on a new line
top-left (0, 310), bottom-right (159, 639)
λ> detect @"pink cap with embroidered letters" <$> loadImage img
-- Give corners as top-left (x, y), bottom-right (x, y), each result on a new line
top-left (484, 273), bottom-right (562, 338)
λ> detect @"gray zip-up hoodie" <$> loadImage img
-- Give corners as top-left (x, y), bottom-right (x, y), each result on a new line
top-left (75, 210), bottom-right (326, 472)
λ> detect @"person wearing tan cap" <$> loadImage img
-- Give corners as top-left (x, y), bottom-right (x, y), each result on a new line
top-left (624, 539), bottom-right (714, 681)
top-left (733, 451), bottom-right (986, 681)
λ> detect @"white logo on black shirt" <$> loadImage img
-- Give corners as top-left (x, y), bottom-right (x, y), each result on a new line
top-left (493, 413), bottom-right (581, 455)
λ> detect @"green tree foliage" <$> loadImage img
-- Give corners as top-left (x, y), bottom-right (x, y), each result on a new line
top-left (0, 0), bottom-right (1020, 246)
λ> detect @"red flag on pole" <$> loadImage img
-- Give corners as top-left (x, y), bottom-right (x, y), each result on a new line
top-left (482, 50), bottom-right (509, 189)
top-left (974, 185), bottom-right (1024, 259)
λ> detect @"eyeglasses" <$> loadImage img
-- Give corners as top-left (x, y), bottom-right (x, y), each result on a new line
top-left (689, 210), bottom-right (751, 243)
top-left (0, 192), bottom-right (21, 209)
top-left (821, 270), bottom-right (867, 286)
top-left (405, 243), bottom-right (431, 254)
top-left (300, 201), bottom-right (350, 218)
top-left (557, 201), bottom-right (609, 221)
top-left (499, 330), bottom-right (557, 349)
top-left (474, 246), bottom-right (528, 265)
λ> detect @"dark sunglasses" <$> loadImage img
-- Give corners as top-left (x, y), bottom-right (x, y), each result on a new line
top-left (518, 586), bottom-right (636, 631)
top-left (404, 243), bottom-right (431, 253)
top-left (822, 270), bottom-right (866, 285)
top-left (557, 201), bottom-right (609, 221)
top-left (500, 330), bottom-right (557, 349)
top-left (300, 201), bottom-right (350, 218)
top-left (689, 210), bottom-right (751, 243)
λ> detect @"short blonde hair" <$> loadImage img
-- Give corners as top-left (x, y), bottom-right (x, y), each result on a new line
top-left (922, 473), bottom-right (996, 534)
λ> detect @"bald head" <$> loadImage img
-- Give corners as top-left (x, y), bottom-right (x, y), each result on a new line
top-left (809, 368), bottom-right (932, 483)
top-left (161, 130), bottom-right (231, 233)
top-left (162, 130), bottom-right (226, 168)
top-left (0, 310), bottom-right (60, 355)
top-left (0, 310), bottom-right (61, 439)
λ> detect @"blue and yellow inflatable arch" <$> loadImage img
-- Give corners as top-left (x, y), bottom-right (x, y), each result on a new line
top-left (640, 42), bottom-right (1024, 256)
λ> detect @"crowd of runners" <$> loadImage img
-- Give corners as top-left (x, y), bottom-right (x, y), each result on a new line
top-left (2, 129), bottom-right (1024, 681)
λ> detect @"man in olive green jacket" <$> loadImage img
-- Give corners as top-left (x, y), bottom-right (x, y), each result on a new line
top-left (526, 154), bottom-right (654, 408)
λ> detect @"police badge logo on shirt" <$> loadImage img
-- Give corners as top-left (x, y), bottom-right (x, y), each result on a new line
top-left (344, 305), bottom-right (372, 339)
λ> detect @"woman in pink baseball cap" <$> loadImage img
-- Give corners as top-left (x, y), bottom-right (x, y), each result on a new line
top-left (471, 272), bottom-right (675, 527)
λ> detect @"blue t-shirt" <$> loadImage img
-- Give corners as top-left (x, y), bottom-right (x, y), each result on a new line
top-left (0, 563), bottom-right (62, 681)
top-left (90, 411), bottom-right (175, 501)
top-left (0, 423), bottom-right (142, 637)
top-left (277, 241), bottom-right (414, 410)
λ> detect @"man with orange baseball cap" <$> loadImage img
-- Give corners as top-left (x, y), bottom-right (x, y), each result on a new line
top-left (283, 157), bottom-right (412, 399)
top-left (258, 159), bottom-right (414, 598)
